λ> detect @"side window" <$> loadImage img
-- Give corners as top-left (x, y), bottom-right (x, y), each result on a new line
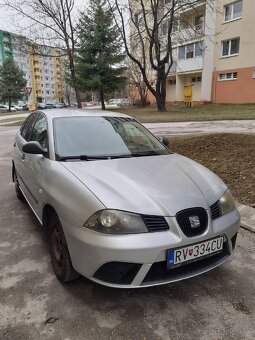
top-left (20, 113), bottom-right (38, 141)
top-left (29, 114), bottom-right (48, 149)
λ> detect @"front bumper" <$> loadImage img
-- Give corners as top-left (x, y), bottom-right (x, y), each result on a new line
top-left (61, 209), bottom-right (240, 288)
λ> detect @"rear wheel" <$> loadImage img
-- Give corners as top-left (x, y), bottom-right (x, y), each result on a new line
top-left (13, 168), bottom-right (25, 201)
top-left (47, 212), bottom-right (80, 282)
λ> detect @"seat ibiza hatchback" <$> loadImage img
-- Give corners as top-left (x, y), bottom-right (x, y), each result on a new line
top-left (12, 110), bottom-right (240, 287)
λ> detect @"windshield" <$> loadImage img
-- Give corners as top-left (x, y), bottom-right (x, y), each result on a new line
top-left (53, 116), bottom-right (169, 159)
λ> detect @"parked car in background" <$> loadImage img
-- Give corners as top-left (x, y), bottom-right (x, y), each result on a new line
top-left (44, 104), bottom-right (55, 109)
top-left (0, 105), bottom-right (16, 112)
top-left (12, 109), bottom-right (240, 288)
top-left (22, 104), bottom-right (29, 111)
top-left (109, 99), bottom-right (121, 105)
top-left (0, 104), bottom-right (8, 112)
top-left (54, 103), bottom-right (67, 108)
top-left (117, 98), bottom-right (131, 106)
top-left (37, 103), bottom-right (46, 109)
top-left (15, 105), bottom-right (23, 111)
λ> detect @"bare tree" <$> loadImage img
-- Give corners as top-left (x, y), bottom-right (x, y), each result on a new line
top-left (108, 0), bottom-right (213, 112)
top-left (129, 60), bottom-right (150, 106)
top-left (0, 0), bottom-right (82, 107)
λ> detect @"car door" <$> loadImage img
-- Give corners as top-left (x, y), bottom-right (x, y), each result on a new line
top-left (22, 113), bottom-right (49, 216)
top-left (13, 112), bottom-right (39, 204)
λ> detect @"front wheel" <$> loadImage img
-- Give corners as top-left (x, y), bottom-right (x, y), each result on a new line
top-left (47, 212), bottom-right (80, 282)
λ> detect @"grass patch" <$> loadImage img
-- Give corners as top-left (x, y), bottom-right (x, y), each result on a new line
top-left (112, 104), bottom-right (255, 123)
top-left (169, 133), bottom-right (255, 207)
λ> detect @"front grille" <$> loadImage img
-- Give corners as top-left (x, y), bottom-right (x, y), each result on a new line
top-left (176, 207), bottom-right (208, 237)
top-left (210, 200), bottom-right (222, 220)
top-left (93, 262), bottom-right (141, 285)
top-left (141, 215), bottom-right (169, 232)
top-left (142, 242), bottom-right (228, 285)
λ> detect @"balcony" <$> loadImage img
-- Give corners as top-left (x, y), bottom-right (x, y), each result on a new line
top-left (176, 0), bottom-right (206, 13)
top-left (173, 25), bottom-right (204, 45)
top-left (177, 56), bottom-right (203, 73)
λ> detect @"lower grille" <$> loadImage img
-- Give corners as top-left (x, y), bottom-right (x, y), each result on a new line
top-left (93, 262), bottom-right (141, 285)
top-left (176, 207), bottom-right (208, 237)
top-left (142, 242), bottom-right (228, 285)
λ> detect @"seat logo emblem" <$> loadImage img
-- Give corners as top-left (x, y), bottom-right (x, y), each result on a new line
top-left (189, 216), bottom-right (200, 228)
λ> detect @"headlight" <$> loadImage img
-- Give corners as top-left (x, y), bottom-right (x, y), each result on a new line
top-left (220, 189), bottom-right (236, 215)
top-left (84, 210), bottom-right (148, 234)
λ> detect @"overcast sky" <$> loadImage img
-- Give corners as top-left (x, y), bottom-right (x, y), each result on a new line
top-left (0, 0), bottom-right (87, 34)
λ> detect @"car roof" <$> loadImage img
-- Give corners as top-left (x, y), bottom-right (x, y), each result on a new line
top-left (36, 109), bottom-right (132, 120)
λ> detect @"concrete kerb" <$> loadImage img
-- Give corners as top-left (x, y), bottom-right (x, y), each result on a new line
top-left (237, 203), bottom-right (255, 233)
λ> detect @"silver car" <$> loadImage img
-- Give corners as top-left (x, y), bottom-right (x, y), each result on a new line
top-left (12, 110), bottom-right (240, 288)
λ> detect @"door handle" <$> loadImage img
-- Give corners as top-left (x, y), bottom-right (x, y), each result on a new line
top-left (22, 154), bottom-right (26, 161)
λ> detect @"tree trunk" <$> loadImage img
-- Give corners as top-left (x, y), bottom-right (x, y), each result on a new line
top-left (100, 89), bottom-right (106, 110)
top-left (8, 99), bottom-right (11, 112)
top-left (67, 95), bottom-right (71, 107)
top-left (70, 70), bottom-right (82, 108)
top-left (68, 52), bottom-right (82, 108)
top-left (155, 70), bottom-right (167, 112)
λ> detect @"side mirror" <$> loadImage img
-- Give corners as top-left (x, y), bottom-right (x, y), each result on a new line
top-left (158, 136), bottom-right (169, 147)
top-left (22, 141), bottom-right (47, 155)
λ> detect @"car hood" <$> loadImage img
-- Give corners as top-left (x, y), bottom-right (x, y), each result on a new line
top-left (62, 154), bottom-right (227, 216)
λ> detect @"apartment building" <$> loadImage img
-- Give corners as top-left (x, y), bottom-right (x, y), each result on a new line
top-left (0, 30), bottom-right (66, 105)
top-left (130, 0), bottom-right (255, 104)
top-left (212, 0), bottom-right (255, 103)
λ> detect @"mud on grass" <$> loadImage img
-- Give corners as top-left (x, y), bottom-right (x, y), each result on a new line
top-left (170, 133), bottom-right (255, 207)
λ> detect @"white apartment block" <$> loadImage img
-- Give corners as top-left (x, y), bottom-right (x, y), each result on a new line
top-left (0, 30), bottom-right (68, 105)
top-left (131, 0), bottom-right (255, 104)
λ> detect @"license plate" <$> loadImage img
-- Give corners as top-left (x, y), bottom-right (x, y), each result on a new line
top-left (167, 236), bottom-right (224, 269)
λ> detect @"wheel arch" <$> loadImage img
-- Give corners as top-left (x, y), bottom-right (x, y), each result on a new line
top-left (42, 204), bottom-right (57, 229)
top-left (12, 160), bottom-right (15, 182)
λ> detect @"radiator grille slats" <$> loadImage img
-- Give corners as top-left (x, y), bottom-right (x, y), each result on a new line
top-left (210, 200), bottom-right (223, 220)
top-left (141, 215), bottom-right (169, 232)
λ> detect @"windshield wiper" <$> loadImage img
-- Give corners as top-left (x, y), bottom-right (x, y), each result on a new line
top-left (130, 151), bottom-right (167, 157)
top-left (58, 151), bottom-right (167, 161)
top-left (59, 155), bottom-right (111, 161)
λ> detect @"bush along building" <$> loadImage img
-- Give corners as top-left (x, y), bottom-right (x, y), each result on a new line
top-left (130, 0), bottom-right (255, 104)
top-left (0, 30), bottom-right (73, 105)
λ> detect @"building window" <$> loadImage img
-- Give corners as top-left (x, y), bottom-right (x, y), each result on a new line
top-left (218, 72), bottom-right (238, 81)
top-left (169, 78), bottom-right (176, 85)
top-left (224, 1), bottom-right (243, 22)
top-left (191, 76), bottom-right (202, 82)
top-left (178, 46), bottom-right (185, 60)
top-left (222, 38), bottom-right (240, 57)
top-left (253, 69), bottom-right (255, 78)
top-left (178, 42), bottom-right (203, 60)
top-left (186, 43), bottom-right (194, 59)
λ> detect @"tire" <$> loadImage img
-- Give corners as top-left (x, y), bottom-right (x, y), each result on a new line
top-left (13, 168), bottom-right (25, 201)
top-left (47, 212), bottom-right (80, 282)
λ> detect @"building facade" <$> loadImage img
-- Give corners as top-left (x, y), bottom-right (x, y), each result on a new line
top-left (0, 30), bottom-right (66, 105)
top-left (130, 0), bottom-right (255, 104)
